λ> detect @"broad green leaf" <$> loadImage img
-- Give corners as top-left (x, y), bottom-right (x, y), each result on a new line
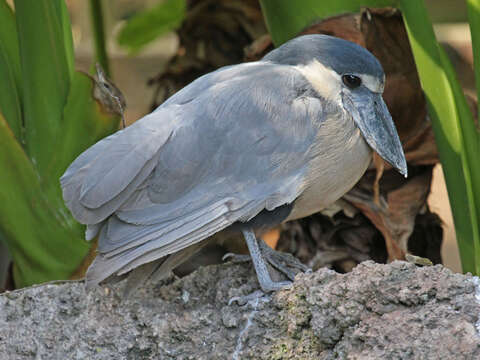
top-left (400, 0), bottom-right (480, 273)
top-left (467, 0), bottom-right (480, 121)
top-left (0, 113), bottom-right (89, 287)
top-left (0, 0), bottom-right (23, 141)
top-left (438, 47), bottom-right (480, 273)
top-left (259, 0), bottom-right (396, 45)
top-left (60, 0), bottom-right (75, 79)
top-left (0, 1), bottom-right (118, 287)
top-left (14, 0), bottom-right (72, 179)
top-left (117, 0), bottom-right (186, 53)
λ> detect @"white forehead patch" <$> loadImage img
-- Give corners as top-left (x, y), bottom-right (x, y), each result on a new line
top-left (295, 60), bottom-right (385, 98)
top-left (295, 60), bottom-right (341, 102)
top-left (359, 73), bottom-right (384, 93)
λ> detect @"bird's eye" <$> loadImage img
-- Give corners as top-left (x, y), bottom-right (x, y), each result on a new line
top-left (342, 74), bottom-right (362, 89)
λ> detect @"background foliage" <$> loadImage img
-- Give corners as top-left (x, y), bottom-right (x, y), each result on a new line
top-left (0, 0), bottom-right (119, 287)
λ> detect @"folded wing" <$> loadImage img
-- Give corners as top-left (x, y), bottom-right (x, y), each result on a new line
top-left (60, 61), bottom-right (326, 287)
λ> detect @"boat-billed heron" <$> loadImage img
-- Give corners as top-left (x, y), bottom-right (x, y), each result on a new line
top-left (61, 34), bottom-right (407, 294)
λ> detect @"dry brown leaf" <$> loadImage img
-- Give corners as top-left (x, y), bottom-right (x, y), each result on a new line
top-left (372, 152), bottom-right (385, 207)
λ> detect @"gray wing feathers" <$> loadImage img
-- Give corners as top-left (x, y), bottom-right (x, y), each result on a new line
top-left (63, 62), bottom-right (322, 288)
top-left (61, 112), bottom-right (174, 224)
top-left (100, 198), bottom-right (231, 254)
top-left (60, 133), bottom-right (117, 186)
top-left (63, 156), bottom-right (157, 225)
top-left (85, 198), bottom-right (265, 288)
top-left (79, 139), bottom-right (159, 208)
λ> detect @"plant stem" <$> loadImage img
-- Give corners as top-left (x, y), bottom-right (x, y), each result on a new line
top-left (89, 0), bottom-right (110, 76)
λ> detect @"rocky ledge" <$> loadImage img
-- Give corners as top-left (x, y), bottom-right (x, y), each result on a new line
top-left (1, 261), bottom-right (479, 359)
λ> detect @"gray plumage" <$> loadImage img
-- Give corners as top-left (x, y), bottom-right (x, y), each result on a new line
top-left (60, 35), bottom-right (407, 291)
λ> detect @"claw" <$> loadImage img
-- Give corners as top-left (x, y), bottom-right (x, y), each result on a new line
top-left (228, 290), bottom-right (266, 306)
top-left (222, 253), bottom-right (251, 263)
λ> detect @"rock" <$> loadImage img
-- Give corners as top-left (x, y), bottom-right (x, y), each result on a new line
top-left (0, 261), bottom-right (479, 359)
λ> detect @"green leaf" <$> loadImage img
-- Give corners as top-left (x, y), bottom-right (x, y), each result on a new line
top-left (260, 0), bottom-right (397, 45)
top-left (400, 0), bottom-right (480, 273)
top-left (467, 0), bottom-right (480, 120)
top-left (0, 112), bottom-right (89, 287)
top-left (438, 47), bottom-right (480, 273)
top-left (60, 0), bottom-right (75, 79)
top-left (14, 0), bottom-right (72, 179)
top-left (0, 0), bottom-right (23, 141)
top-left (0, 1), bottom-right (119, 287)
top-left (117, 0), bottom-right (186, 53)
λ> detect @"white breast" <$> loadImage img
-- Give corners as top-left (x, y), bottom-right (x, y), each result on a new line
top-left (287, 112), bottom-right (371, 221)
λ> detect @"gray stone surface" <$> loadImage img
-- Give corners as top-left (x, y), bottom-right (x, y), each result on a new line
top-left (0, 261), bottom-right (479, 359)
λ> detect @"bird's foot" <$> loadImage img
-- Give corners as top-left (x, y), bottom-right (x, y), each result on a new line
top-left (234, 228), bottom-right (310, 293)
top-left (258, 240), bottom-right (311, 281)
top-left (228, 290), bottom-right (266, 306)
top-left (223, 252), bottom-right (293, 292)
top-left (223, 240), bottom-right (311, 282)
top-left (222, 253), bottom-right (251, 263)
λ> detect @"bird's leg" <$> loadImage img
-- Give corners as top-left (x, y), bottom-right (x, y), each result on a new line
top-left (242, 228), bottom-right (291, 292)
top-left (223, 232), bottom-right (311, 282)
top-left (224, 249), bottom-right (298, 280)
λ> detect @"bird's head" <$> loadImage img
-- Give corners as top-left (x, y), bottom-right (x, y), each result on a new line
top-left (263, 34), bottom-right (408, 177)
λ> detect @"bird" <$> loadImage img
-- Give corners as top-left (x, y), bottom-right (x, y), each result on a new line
top-left (91, 63), bottom-right (127, 129)
top-left (60, 34), bottom-right (407, 295)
